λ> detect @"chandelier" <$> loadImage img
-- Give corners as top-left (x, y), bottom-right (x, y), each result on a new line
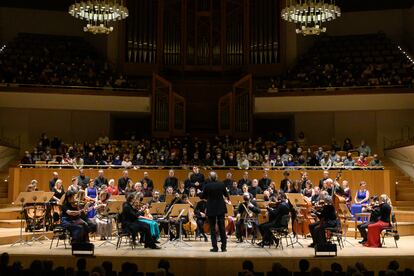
top-left (68, 0), bottom-right (129, 34)
top-left (281, 0), bottom-right (341, 36)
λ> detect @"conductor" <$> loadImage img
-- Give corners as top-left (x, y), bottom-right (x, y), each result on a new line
top-left (202, 171), bottom-right (230, 252)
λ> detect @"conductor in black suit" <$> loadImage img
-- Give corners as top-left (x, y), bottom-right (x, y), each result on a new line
top-left (201, 171), bottom-right (230, 252)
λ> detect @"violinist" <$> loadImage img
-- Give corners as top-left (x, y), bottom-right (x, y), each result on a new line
top-left (120, 193), bottom-right (160, 249)
top-left (358, 196), bottom-right (380, 244)
top-left (258, 193), bottom-right (290, 247)
top-left (235, 193), bottom-right (260, 243)
top-left (61, 190), bottom-right (95, 244)
top-left (308, 197), bottom-right (338, 248)
top-left (133, 193), bottom-right (161, 243)
top-left (94, 189), bottom-right (112, 240)
top-left (364, 194), bottom-right (392, 247)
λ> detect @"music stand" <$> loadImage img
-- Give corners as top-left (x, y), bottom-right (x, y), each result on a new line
top-left (226, 203), bottom-right (234, 217)
top-left (338, 203), bottom-right (354, 246)
top-left (230, 195), bottom-right (243, 206)
top-left (256, 201), bottom-right (269, 209)
top-left (142, 197), bottom-right (152, 204)
top-left (162, 204), bottom-right (191, 248)
top-left (149, 202), bottom-right (167, 216)
top-left (11, 192), bottom-right (33, 246)
top-left (110, 195), bottom-right (126, 202)
top-left (164, 194), bottom-right (176, 206)
top-left (98, 200), bottom-right (124, 247)
top-left (188, 197), bottom-right (201, 206)
top-left (286, 193), bottom-right (306, 248)
top-left (256, 194), bottom-right (265, 201)
top-left (29, 191), bottom-right (54, 244)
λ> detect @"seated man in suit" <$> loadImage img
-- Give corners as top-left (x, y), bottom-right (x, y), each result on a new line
top-left (258, 193), bottom-right (290, 247)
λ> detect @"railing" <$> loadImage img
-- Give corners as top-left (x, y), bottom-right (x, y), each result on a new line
top-left (254, 84), bottom-right (413, 95)
top-left (18, 163), bottom-right (384, 171)
top-left (0, 83), bottom-right (149, 93)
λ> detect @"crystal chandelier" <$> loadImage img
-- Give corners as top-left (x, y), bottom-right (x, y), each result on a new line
top-left (69, 0), bottom-right (129, 34)
top-left (281, 0), bottom-right (341, 36)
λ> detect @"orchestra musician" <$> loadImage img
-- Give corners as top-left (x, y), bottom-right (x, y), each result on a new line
top-left (258, 193), bottom-right (290, 247)
top-left (133, 193), bottom-right (161, 243)
top-left (94, 189), bottom-right (112, 240)
top-left (194, 198), bottom-right (208, 242)
top-left (149, 191), bottom-right (161, 204)
top-left (162, 193), bottom-right (189, 241)
top-left (308, 197), bottom-right (339, 248)
top-left (120, 193), bottom-right (160, 249)
top-left (235, 193), bottom-right (260, 243)
top-left (364, 194), bottom-right (392, 247)
top-left (61, 190), bottom-right (96, 244)
top-left (357, 195), bottom-right (381, 244)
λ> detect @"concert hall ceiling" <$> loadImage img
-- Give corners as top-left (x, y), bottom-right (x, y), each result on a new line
top-left (1, 0), bottom-right (413, 13)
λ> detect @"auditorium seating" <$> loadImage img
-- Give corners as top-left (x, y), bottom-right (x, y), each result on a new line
top-left (0, 33), bottom-right (149, 89)
top-left (256, 33), bottom-right (414, 91)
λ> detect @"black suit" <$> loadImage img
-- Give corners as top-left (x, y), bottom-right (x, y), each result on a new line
top-left (202, 180), bottom-right (229, 250)
top-left (259, 202), bottom-right (290, 244)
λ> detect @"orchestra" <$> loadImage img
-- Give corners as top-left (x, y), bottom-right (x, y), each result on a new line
top-left (21, 169), bottom-right (396, 252)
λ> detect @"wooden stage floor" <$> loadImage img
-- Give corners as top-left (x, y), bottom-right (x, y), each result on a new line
top-left (1, 235), bottom-right (414, 275)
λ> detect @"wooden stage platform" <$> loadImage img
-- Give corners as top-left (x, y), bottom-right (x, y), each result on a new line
top-left (1, 234), bottom-right (414, 275)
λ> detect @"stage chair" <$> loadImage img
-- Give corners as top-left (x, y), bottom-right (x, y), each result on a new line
top-left (381, 213), bottom-right (399, 248)
top-left (49, 225), bottom-right (71, 249)
top-left (325, 225), bottom-right (344, 249)
top-left (269, 214), bottom-right (292, 250)
top-left (114, 214), bottom-right (135, 250)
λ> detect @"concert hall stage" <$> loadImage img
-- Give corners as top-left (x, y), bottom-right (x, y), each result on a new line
top-left (1, 235), bottom-right (414, 275)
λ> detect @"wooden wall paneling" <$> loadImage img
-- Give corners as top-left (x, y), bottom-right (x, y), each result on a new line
top-left (10, 168), bottom-right (391, 205)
